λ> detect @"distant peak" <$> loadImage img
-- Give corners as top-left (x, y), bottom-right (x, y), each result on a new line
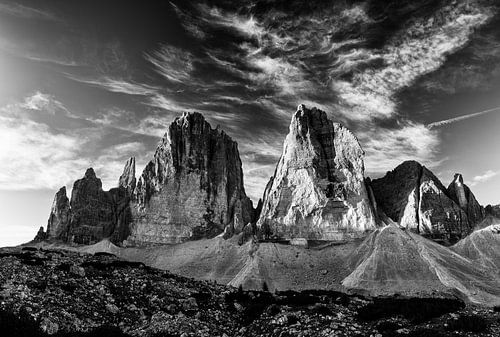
top-left (84, 168), bottom-right (96, 178)
top-left (453, 173), bottom-right (464, 184)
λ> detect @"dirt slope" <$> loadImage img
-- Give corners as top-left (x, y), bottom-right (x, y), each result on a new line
top-left (342, 226), bottom-right (500, 306)
top-left (452, 220), bottom-right (500, 273)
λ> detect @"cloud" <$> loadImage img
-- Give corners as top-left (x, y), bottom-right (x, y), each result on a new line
top-left (0, 2), bottom-right (59, 21)
top-left (20, 91), bottom-right (68, 113)
top-left (427, 106), bottom-right (500, 129)
top-left (470, 170), bottom-right (499, 186)
top-left (0, 94), bottom-right (152, 192)
top-left (0, 113), bottom-right (88, 190)
top-left (68, 76), bottom-right (159, 96)
top-left (145, 45), bottom-right (194, 83)
top-left (333, 4), bottom-right (493, 121)
top-left (363, 123), bottom-right (442, 175)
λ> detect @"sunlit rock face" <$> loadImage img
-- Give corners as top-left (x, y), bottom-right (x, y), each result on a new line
top-left (257, 105), bottom-right (377, 241)
top-left (447, 173), bottom-right (485, 227)
top-left (46, 186), bottom-right (71, 240)
top-left (126, 112), bottom-right (254, 246)
top-left (371, 161), bottom-right (473, 242)
top-left (118, 157), bottom-right (136, 196)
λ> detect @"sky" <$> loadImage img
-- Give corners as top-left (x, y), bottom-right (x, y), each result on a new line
top-left (1, 0), bottom-right (500, 247)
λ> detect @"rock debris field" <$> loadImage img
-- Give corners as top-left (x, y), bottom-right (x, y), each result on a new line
top-left (1, 247), bottom-right (499, 337)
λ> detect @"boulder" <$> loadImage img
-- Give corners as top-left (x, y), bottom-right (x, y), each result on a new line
top-left (257, 104), bottom-right (377, 241)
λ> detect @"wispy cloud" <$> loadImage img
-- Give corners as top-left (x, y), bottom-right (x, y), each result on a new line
top-left (144, 45), bottom-right (194, 84)
top-left (363, 123), bottom-right (442, 174)
top-left (0, 94), bottom-right (151, 192)
top-left (470, 170), bottom-right (499, 186)
top-left (20, 91), bottom-right (68, 114)
top-left (427, 106), bottom-right (500, 129)
top-left (0, 2), bottom-right (59, 21)
top-left (68, 76), bottom-right (159, 96)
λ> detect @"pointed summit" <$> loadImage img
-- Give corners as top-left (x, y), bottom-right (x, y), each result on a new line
top-left (46, 186), bottom-right (71, 240)
top-left (257, 105), bottom-right (377, 241)
top-left (371, 161), bottom-right (473, 243)
top-left (119, 157), bottom-right (136, 195)
top-left (128, 111), bottom-right (254, 245)
top-left (447, 173), bottom-right (485, 227)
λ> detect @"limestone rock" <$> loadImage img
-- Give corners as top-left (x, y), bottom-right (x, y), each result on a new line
top-left (127, 112), bottom-right (253, 245)
top-left (33, 226), bottom-right (48, 242)
top-left (257, 104), bottom-right (377, 241)
top-left (371, 161), bottom-right (471, 242)
top-left (40, 168), bottom-right (132, 245)
top-left (447, 173), bottom-right (485, 226)
top-left (485, 204), bottom-right (500, 218)
top-left (67, 168), bottom-right (117, 244)
top-left (118, 157), bottom-right (136, 196)
top-left (46, 187), bottom-right (71, 240)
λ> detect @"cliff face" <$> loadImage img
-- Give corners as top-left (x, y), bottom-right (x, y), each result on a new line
top-left (126, 112), bottom-right (254, 245)
top-left (37, 112), bottom-right (254, 246)
top-left (46, 186), bottom-right (71, 240)
top-left (371, 161), bottom-right (475, 242)
top-left (447, 173), bottom-right (485, 227)
top-left (257, 105), bottom-right (377, 241)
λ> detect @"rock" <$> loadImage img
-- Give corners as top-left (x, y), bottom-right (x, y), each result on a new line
top-left (118, 157), bottom-right (136, 196)
top-left (69, 265), bottom-right (85, 277)
top-left (106, 303), bottom-right (119, 314)
top-left (67, 168), bottom-right (117, 244)
top-left (447, 173), bottom-right (485, 227)
top-left (40, 317), bottom-right (59, 335)
top-left (46, 187), bottom-right (71, 240)
top-left (257, 104), bottom-right (377, 241)
top-left (41, 168), bottom-right (132, 245)
top-left (33, 226), bottom-right (48, 242)
top-left (485, 204), bottom-right (500, 218)
top-left (371, 161), bottom-right (471, 242)
top-left (126, 112), bottom-right (254, 245)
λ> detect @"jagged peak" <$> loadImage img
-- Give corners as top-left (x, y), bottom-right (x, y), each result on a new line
top-left (452, 173), bottom-right (464, 184)
top-left (84, 168), bottom-right (96, 179)
top-left (56, 186), bottom-right (67, 195)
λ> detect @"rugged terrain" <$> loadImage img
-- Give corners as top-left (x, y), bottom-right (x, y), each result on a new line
top-left (2, 246), bottom-right (500, 337)
top-left (257, 105), bottom-right (377, 241)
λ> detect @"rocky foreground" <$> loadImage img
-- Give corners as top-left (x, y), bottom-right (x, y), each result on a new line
top-left (1, 247), bottom-right (499, 337)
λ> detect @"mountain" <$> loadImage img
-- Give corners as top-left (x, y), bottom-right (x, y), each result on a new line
top-left (37, 169), bottom-right (132, 245)
top-left (37, 112), bottom-right (254, 246)
top-left (30, 107), bottom-right (500, 308)
top-left (127, 112), bottom-right (254, 245)
top-left (257, 104), bottom-right (377, 241)
top-left (485, 204), bottom-right (500, 218)
top-left (370, 161), bottom-right (479, 243)
top-left (447, 173), bottom-right (485, 226)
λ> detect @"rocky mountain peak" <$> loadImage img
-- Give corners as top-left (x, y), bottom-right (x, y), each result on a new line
top-left (119, 157), bottom-right (136, 195)
top-left (127, 111), bottom-right (254, 245)
top-left (447, 173), bottom-right (485, 228)
top-left (257, 104), bottom-right (377, 241)
top-left (370, 161), bottom-right (481, 243)
top-left (84, 167), bottom-right (97, 179)
top-left (46, 186), bottom-right (71, 240)
top-left (453, 173), bottom-right (464, 185)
